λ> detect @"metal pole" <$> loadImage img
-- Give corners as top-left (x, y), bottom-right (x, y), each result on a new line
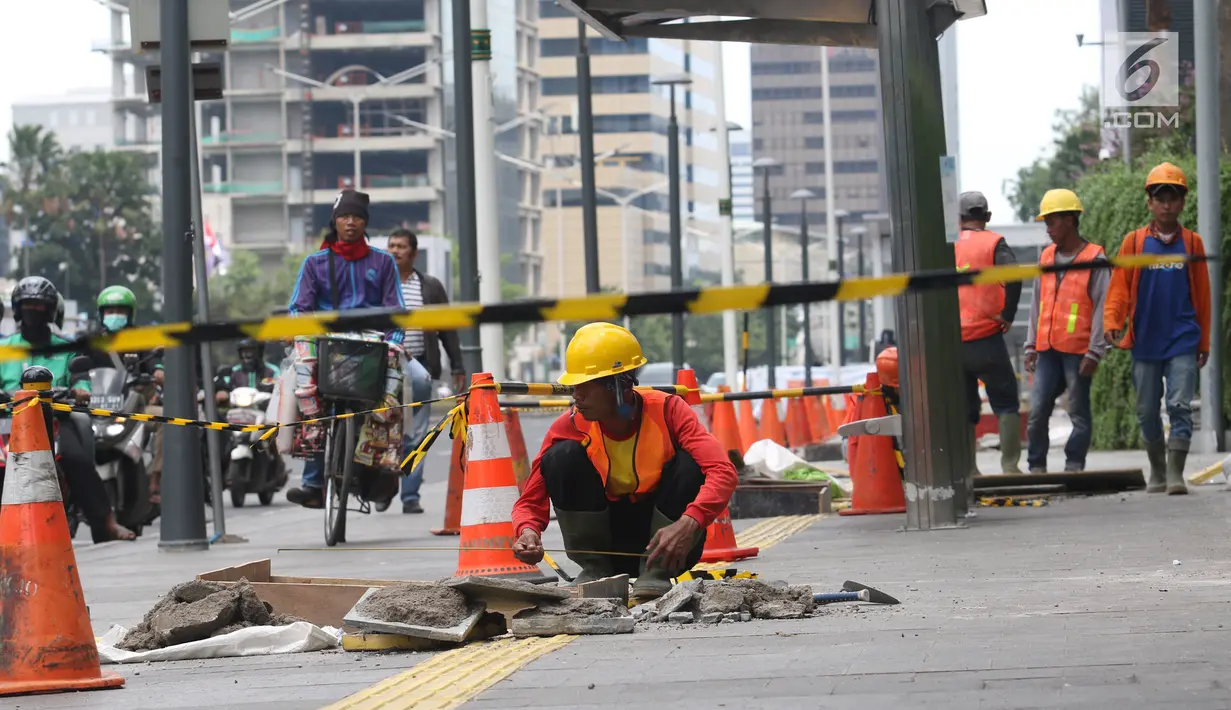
top-left (800, 198), bottom-right (813, 386)
top-left (714, 47), bottom-right (738, 394)
top-left (471, 1), bottom-right (504, 378)
top-left (158, 0), bottom-right (208, 550)
top-left (1196, 0), bottom-right (1224, 452)
top-left (857, 229), bottom-right (866, 361)
top-left (1119, 0), bottom-right (1132, 166)
top-left (668, 84), bottom-right (684, 372)
top-left (352, 96), bottom-right (362, 187)
top-left (836, 226), bottom-right (845, 366)
top-left (761, 170), bottom-right (776, 388)
top-left (188, 71), bottom-right (227, 540)
top-left (452, 0), bottom-right (482, 375)
top-left (877, 0), bottom-right (969, 528)
top-left (577, 20), bottom-right (600, 294)
top-left (821, 47), bottom-right (840, 386)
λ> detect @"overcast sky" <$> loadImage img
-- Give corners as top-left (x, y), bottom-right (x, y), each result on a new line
top-left (0, 0), bottom-right (1103, 224)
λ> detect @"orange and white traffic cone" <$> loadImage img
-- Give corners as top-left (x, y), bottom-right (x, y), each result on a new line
top-left (785, 397), bottom-right (812, 448)
top-left (676, 369), bottom-right (708, 430)
top-left (504, 408), bottom-right (531, 493)
top-left (0, 379), bottom-right (124, 697)
top-left (839, 373), bottom-right (907, 516)
top-left (737, 399), bottom-right (759, 452)
top-left (430, 435), bottom-right (466, 536)
top-left (698, 508), bottom-right (759, 564)
top-left (710, 386), bottom-right (743, 455)
top-left (760, 399), bottom-right (787, 447)
top-left (453, 373), bottom-right (544, 579)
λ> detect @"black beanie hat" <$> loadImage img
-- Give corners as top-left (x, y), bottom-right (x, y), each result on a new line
top-left (332, 189), bottom-right (370, 224)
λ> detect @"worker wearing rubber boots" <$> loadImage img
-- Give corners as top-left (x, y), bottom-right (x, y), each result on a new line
top-left (1104, 162), bottom-right (1211, 495)
top-left (954, 192), bottom-right (1024, 474)
top-left (1024, 189), bottom-right (1109, 473)
top-left (511, 323), bottom-right (739, 601)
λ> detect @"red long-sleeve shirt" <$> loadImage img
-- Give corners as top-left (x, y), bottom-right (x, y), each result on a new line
top-left (512, 395), bottom-right (739, 536)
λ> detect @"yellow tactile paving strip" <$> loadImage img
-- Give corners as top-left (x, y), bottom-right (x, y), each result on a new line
top-left (327, 513), bottom-right (822, 709)
top-left (323, 634), bottom-right (574, 710)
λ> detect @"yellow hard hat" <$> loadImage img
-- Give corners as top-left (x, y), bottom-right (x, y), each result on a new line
top-left (558, 322), bottom-right (647, 386)
top-left (1034, 189), bottom-right (1084, 221)
top-left (1145, 162), bottom-right (1188, 192)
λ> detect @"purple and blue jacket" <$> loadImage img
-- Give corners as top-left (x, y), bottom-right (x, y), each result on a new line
top-left (288, 247), bottom-right (406, 344)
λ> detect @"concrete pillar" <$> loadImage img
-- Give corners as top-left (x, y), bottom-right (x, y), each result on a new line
top-left (875, 0), bottom-right (972, 529)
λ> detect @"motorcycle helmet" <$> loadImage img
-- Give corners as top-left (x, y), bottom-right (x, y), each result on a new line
top-left (97, 284), bottom-right (137, 332)
top-left (11, 276), bottom-right (61, 325)
top-left (237, 338), bottom-right (263, 368)
top-left (54, 294), bottom-right (65, 329)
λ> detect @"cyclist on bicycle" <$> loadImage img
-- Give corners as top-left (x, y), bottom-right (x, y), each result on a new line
top-left (284, 189), bottom-right (405, 508)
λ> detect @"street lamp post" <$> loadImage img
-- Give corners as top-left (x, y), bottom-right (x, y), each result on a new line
top-left (790, 189), bottom-right (817, 385)
top-left (652, 74), bottom-right (693, 374)
top-left (848, 224), bottom-right (869, 361)
top-left (753, 157), bottom-right (781, 388)
top-left (832, 208), bottom-right (849, 368)
top-left (711, 120), bottom-right (743, 392)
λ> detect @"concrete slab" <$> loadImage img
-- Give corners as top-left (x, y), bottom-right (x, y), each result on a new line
top-left (342, 587), bottom-right (485, 643)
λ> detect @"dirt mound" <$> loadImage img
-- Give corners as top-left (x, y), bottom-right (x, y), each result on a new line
top-left (355, 582), bottom-right (472, 628)
top-left (119, 579), bottom-right (304, 651)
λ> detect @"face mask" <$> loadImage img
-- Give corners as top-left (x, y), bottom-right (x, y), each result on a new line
top-left (103, 314), bottom-right (129, 331)
top-left (20, 308), bottom-right (50, 335)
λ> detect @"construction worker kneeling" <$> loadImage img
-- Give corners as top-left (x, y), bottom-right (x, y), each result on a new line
top-left (511, 323), bottom-right (739, 602)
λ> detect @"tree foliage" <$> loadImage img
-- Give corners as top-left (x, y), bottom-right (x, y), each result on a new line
top-left (1004, 88), bottom-right (1104, 223)
top-left (0, 125), bottom-right (162, 319)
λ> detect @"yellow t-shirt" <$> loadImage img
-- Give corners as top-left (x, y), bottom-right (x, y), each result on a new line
top-left (602, 434), bottom-right (638, 497)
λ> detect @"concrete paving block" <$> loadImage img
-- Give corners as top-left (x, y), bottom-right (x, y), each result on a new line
top-left (700, 612), bottom-right (722, 624)
top-left (342, 587), bottom-right (486, 643)
top-left (654, 579), bottom-right (701, 618)
top-left (512, 615), bottom-right (635, 636)
top-left (443, 575), bottom-right (572, 602)
top-left (571, 574), bottom-right (630, 605)
top-left (667, 611), bottom-right (695, 624)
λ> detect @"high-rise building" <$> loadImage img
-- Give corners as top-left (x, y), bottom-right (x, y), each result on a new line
top-left (11, 89), bottom-right (115, 152)
top-left (95, 0), bottom-right (540, 281)
top-left (729, 130), bottom-right (754, 223)
top-left (536, 0), bottom-right (727, 298)
top-left (749, 45), bottom-right (886, 227)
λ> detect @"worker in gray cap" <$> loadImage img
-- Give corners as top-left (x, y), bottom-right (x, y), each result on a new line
top-left (954, 192), bottom-right (1023, 475)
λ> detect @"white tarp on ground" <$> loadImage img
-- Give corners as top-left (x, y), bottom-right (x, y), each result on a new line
top-left (97, 621), bottom-right (342, 664)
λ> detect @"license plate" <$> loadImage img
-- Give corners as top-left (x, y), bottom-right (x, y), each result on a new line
top-left (226, 409), bottom-right (261, 426)
top-left (90, 395), bottom-right (125, 412)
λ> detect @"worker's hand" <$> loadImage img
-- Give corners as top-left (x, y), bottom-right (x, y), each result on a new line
top-left (451, 371), bottom-right (467, 395)
top-left (216, 391), bottom-right (229, 404)
top-left (72, 388), bottom-right (91, 406)
top-left (1024, 351), bottom-right (1038, 374)
top-left (1199, 352), bottom-right (1210, 369)
top-left (1105, 329), bottom-right (1122, 347)
top-left (1078, 356), bottom-right (1098, 379)
top-left (512, 528), bottom-right (544, 565)
top-left (153, 369), bottom-right (165, 386)
top-left (991, 315), bottom-right (1011, 334)
top-left (646, 515), bottom-right (701, 572)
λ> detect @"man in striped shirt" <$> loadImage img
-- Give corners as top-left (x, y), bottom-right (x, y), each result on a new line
top-left (386, 229), bottom-right (466, 513)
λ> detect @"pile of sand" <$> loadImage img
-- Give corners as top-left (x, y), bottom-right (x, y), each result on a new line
top-left (354, 582), bottom-right (473, 628)
top-left (119, 579), bottom-right (304, 651)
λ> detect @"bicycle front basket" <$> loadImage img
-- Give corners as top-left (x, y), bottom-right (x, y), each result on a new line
top-left (316, 337), bottom-right (388, 404)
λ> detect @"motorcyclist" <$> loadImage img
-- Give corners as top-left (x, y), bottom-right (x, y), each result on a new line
top-left (0, 277), bottom-right (135, 541)
top-left (283, 189), bottom-right (406, 508)
top-left (219, 339), bottom-right (280, 396)
top-left (94, 284), bottom-right (165, 503)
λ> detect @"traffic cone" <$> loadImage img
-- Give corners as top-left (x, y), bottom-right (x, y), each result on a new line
top-left (785, 397), bottom-right (812, 447)
top-left (760, 399), bottom-right (787, 447)
top-left (840, 373), bottom-right (907, 516)
top-left (504, 408), bottom-right (531, 494)
top-left (698, 508), bottom-right (759, 564)
top-left (806, 397), bottom-right (831, 442)
top-left (710, 386), bottom-right (742, 455)
top-left (737, 399), bottom-right (759, 452)
top-left (677, 369), bottom-right (708, 430)
top-left (453, 373), bottom-right (544, 579)
top-left (0, 386), bottom-right (124, 697)
top-left (430, 434), bottom-right (466, 536)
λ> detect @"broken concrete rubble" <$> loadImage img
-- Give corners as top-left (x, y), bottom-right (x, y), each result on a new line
top-left (511, 597), bottom-right (634, 636)
top-left (356, 582), bottom-right (472, 628)
top-left (635, 579), bottom-right (816, 624)
top-left (119, 579), bottom-right (305, 651)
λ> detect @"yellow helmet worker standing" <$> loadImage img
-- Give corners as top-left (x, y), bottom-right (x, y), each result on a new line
top-left (510, 322), bottom-right (738, 602)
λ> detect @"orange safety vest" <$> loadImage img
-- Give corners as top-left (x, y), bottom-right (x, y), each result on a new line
top-left (954, 229), bottom-right (1008, 342)
top-left (1036, 241), bottom-right (1106, 355)
top-left (570, 389), bottom-right (676, 501)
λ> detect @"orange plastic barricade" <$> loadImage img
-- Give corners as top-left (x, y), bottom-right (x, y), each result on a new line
top-left (453, 373), bottom-right (544, 579)
top-left (0, 387), bottom-right (124, 697)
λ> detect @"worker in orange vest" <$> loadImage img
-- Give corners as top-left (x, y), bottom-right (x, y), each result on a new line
top-left (510, 323), bottom-right (739, 602)
top-left (1104, 162), bottom-right (1211, 495)
top-left (954, 191), bottom-right (1024, 475)
top-left (1024, 189), bottom-right (1110, 473)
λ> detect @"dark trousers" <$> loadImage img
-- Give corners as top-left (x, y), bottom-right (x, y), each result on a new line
top-left (961, 334), bottom-right (1020, 425)
top-left (539, 440), bottom-right (708, 576)
top-left (1027, 350), bottom-right (1093, 471)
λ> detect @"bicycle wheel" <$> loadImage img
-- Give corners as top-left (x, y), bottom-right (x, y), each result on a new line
top-left (324, 415), bottom-right (355, 546)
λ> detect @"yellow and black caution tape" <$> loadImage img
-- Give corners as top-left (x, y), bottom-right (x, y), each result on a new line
top-left (977, 496), bottom-right (1049, 508)
top-left (676, 569), bottom-right (758, 582)
top-left (0, 254), bottom-right (1209, 360)
top-left (496, 384), bottom-right (860, 410)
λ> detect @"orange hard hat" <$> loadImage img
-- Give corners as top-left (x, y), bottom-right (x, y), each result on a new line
top-left (1145, 162), bottom-right (1188, 193)
top-left (875, 347), bottom-right (899, 389)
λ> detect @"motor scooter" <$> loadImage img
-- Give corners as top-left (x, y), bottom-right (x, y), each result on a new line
top-left (221, 379), bottom-right (287, 507)
top-left (89, 351), bottom-right (158, 532)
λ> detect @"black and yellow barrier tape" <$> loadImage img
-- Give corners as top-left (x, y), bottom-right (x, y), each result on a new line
top-left (0, 254), bottom-right (1208, 360)
top-left (676, 569), bottom-right (759, 582)
top-left (496, 384), bottom-right (860, 410)
top-left (977, 496), bottom-right (1050, 507)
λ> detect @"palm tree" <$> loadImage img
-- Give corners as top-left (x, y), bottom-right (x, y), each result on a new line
top-left (0, 125), bottom-right (64, 275)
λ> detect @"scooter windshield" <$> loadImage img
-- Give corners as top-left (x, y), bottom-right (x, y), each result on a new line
top-left (89, 368), bottom-right (124, 396)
